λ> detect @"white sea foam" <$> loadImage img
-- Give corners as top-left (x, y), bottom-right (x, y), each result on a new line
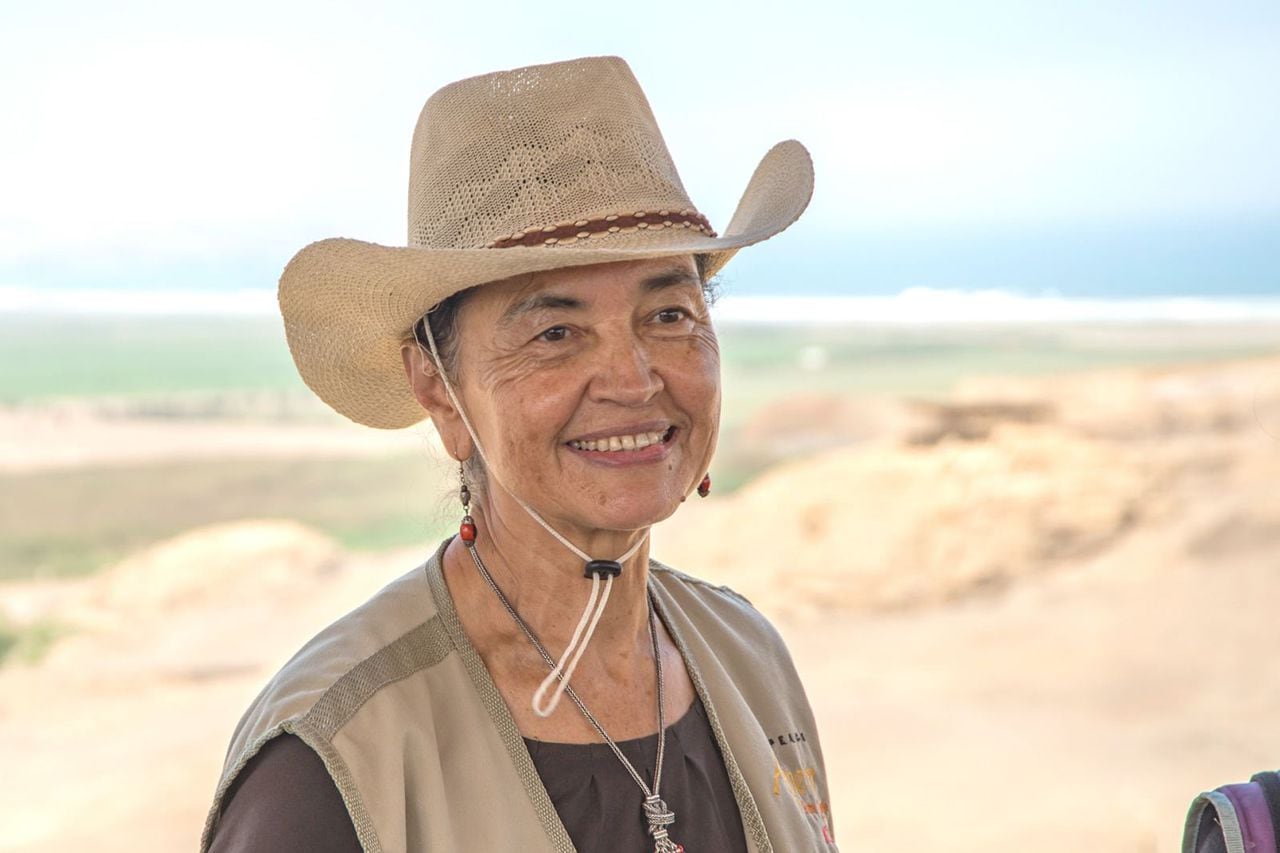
top-left (713, 288), bottom-right (1280, 324)
top-left (3, 285), bottom-right (1280, 323)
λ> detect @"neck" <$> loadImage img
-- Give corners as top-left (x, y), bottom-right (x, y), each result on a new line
top-left (444, 492), bottom-right (654, 669)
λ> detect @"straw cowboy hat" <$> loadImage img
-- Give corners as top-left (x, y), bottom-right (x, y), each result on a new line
top-left (279, 55), bottom-right (814, 429)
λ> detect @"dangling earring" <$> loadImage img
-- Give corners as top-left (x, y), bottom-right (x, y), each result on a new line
top-left (697, 473), bottom-right (712, 498)
top-left (458, 460), bottom-right (477, 543)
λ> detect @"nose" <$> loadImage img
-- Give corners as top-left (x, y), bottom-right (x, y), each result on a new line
top-left (587, 329), bottom-right (663, 406)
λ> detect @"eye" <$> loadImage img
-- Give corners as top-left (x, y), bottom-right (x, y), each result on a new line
top-left (537, 325), bottom-right (571, 343)
top-left (655, 308), bottom-right (688, 324)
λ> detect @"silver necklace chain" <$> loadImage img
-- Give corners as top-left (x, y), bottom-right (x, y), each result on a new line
top-left (464, 542), bottom-right (682, 852)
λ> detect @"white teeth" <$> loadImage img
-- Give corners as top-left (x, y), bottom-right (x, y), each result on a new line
top-left (569, 429), bottom-right (670, 452)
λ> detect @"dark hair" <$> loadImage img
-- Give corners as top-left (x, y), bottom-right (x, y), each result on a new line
top-left (412, 253), bottom-right (717, 382)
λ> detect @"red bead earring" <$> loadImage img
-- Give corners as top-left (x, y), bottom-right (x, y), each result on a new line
top-left (697, 473), bottom-right (711, 498)
top-left (458, 461), bottom-right (477, 544)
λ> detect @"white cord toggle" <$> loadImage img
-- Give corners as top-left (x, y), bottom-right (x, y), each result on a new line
top-left (416, 316), bottom-right (649, 716)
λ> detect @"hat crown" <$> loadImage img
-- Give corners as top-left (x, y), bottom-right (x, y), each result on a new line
top-left (408, 57), bottom-right (697, 250)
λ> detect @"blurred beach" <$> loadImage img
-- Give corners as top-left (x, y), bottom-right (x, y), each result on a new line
top-left (1, 311), bottom-right (1278, 852)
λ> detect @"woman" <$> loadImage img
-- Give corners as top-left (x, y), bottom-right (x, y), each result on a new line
top-left (202, 56), bottom-right (835, 852)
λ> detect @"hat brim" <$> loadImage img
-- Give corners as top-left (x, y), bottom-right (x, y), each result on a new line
top-left (279, 140), bottom-right (814, 429)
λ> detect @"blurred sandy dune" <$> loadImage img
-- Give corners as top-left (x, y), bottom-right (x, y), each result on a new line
top-left (2, 353), bottom-right (1278, 852)
top-left (0, 402), bottom-right (436, 473)
top-left (660, 354), bottom-right (1280, 614)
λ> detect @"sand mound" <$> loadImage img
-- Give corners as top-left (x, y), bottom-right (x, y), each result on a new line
top-left (658, 422), bottom-right (1154, 613)
top-left (735, 354), bottom-right (1280, 456)
top-left (736, 394), bottom-right (920, 457)
top-left (0, 523), bottom-right (412, 853)
top-left (954, 353), bottom-right (1280, 440)
top-left (88, 519), bottom-right (342, 617)
top-left (660, 353), bottom-right (1280, 615)
top-left (8, 520), bottom-right (354, 683)
top-left (737, 392), bottom-right (1058, 455)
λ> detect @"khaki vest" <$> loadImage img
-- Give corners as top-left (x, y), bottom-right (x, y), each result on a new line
top-left (202, 541), bottom-right (838, 852)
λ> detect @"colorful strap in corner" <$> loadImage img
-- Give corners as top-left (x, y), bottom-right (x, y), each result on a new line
top-left (1183, 770), bottom-right (1280, 853)
top-left (1252, 771), bottom-right (1280, 843)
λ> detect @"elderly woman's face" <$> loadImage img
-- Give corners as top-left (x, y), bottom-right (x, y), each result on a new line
top-left (448, 256), bottom-right (720, 534)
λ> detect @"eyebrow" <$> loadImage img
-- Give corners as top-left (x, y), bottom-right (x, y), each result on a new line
top-left (642, 268), bottom-right (702, 293)
top-left (496, 266), bottom-right (701, 328)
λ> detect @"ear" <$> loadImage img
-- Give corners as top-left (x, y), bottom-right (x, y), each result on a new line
top-left (400, 341), bottom-right (476, 461)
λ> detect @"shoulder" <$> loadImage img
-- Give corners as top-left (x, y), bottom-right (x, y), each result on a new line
top-left (650, 560), bottom-right (757, 610)
top-left (649, 559), bottom-right (826, 762)
top-left (649, 559), bottom-right (792, 655)
top-left (216, 553), bottom-right (451, 794)
top-left (204, 553), bottom-right (452, 851)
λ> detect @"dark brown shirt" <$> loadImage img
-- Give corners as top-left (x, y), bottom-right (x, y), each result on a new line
top-left (209, 696), bottom-right (748, 852)
top-left (208, 733), bottom-right (361, 852)
top-left (526, 697), bottom-right (748, 852)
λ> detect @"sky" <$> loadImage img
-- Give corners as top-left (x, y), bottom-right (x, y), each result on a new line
top-left (2, 0), bottom-right (1278, 299)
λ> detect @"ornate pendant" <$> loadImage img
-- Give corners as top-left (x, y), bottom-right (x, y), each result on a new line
top-left (644, 795), bottom-right (683, 852)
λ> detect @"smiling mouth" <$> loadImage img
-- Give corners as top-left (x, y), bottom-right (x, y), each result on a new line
top-left (567, 426), bottom-right (677, 453)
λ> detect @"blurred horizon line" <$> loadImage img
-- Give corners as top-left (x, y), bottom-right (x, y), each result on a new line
top-left (3, 286), bottom-right (1280, 325)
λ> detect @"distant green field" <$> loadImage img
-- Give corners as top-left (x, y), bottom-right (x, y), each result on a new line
top-left (0, 315), bottom-right (303, 403)
top-left (5, 313), bottom-right (1276, 414)
top-left (0, 452), bottom-right (456, 580)
top-left (2, 313), bottom-right (1276, 580)
top-left (716, 322), bottom-right (1280, 429)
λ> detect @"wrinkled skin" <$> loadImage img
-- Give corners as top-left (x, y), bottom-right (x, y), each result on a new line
top-left (399, 256), bottom-right (716, 743)
top-left (406, 255), bottom-right (720, 548)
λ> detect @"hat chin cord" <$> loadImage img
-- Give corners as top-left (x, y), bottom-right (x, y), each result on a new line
top-left (415, 319), bottom-right (649, 718)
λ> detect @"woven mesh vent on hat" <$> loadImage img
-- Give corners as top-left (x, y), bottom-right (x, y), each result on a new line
top-left (408, 57), bottom-right (696, 250)
top-left (274, 55), bottom-right (814, 430)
